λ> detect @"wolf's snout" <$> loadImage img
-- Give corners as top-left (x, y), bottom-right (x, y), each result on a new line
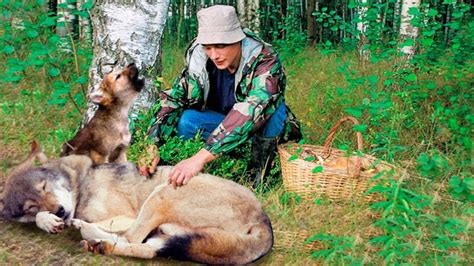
top-left (126, 63), bottom-right (144, 91)
top-left (55, 206), bottom-right (65, 218)
top-left (126, 63), bottom-right (138, 78)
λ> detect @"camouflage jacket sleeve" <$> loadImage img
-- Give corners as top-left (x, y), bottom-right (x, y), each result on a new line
top-left (204, 52), bottom-right (285, 155)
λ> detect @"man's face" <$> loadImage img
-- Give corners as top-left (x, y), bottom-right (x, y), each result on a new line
top-left (203, 42), bottom-right (241, 73)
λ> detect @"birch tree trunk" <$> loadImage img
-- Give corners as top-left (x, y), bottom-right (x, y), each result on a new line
top-left (357, 0), bottom-right (370, 60)
top-left (82, 0), bottom-right (170, 126)
top-left (56, 0), bottom-right (75, 37)
top-left (399, 0), bottom-right (421, 58)
top-left (393, 0), bottom-right (401, 32)
top-left (76, 0), bottom-right (92, 41)
top-left (237, 0), bottom-right (260, 33)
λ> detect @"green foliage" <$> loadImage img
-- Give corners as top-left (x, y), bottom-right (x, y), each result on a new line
top-left (265, 3), bottom-right (308, 58)
top-left (2, 0), bottom-right (472, 264)
top-left (274, 1), bottom-right (473, 264)
top-left (306, 234), bottom-right (360, 264)
top-left (0, 0), bottom-right (93, 116)
top-left (449, 175), bottom-right (474, 202)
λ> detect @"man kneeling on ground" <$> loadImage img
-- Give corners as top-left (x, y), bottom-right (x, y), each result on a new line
top-left (147, 5), bottom-right (302, 187)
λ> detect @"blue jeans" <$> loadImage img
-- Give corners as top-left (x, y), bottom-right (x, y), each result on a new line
top-left (177, 103), bottom-right (287, 140)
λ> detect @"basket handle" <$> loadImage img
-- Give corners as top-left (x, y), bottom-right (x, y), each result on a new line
top-left (322, 116), bottom-right (363, 177)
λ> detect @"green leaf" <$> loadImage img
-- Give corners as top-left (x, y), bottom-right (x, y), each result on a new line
top-left (421, 38), bottom-right (434, 47)
top-left (353, 124), bottom-right (367, 133)
top-left (370, 235), bottom-right (392, 245)
top-left (288, 155), bottom-right (298, 161)
top-left (345, 107), bottom-right (363, 118)
top-left (75, 76), bottom-right (88, 85)
top-left (403, 73), bottom-right (417, 82)
top-left (2, 45), bottom-right (15, 54)
top-left (401, 38), bottom-right (415, 47)
top-left (47, 98), bottom-right (67, 106)
top-left (312, 166), bottom-right (323, 173)
top-left (26, 29), bottom-right (38, 38)
top-left (49, 68), bottom-right (61, 77)
top-left (304, 156), bottom-right (315, 162)
top-left (463, 177), bottom-right (474, 191)
top-left (82, 1), bottom-right (94, 9)
top-left (310, 249), bottom-right (334, 259)
top-left (368, 75), bottom-right (378, 85)
top-left (427, 9), bottom-right (438, 17)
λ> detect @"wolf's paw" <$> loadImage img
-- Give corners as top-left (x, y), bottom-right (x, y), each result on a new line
top-left (80, 239), bottom-right (113, 255)
top-left (71, 218), bottom-right (83, 230)
top-left (36, 211), bottom-right (64, 234)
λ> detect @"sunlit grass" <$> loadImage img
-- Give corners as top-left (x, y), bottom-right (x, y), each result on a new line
top-left (1, 43), bottom-right (472, 263)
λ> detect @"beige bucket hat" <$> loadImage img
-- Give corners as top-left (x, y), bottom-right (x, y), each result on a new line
top-left (196, 5), bottom-right (246, 45)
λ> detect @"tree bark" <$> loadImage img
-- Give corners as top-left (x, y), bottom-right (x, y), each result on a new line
top-left (82, 0), bottom-right (170, 126)
top-left (56, 0), bottom-right (76, 37)
top-left (393, 0), bottom-right (402, 33)
top-left (306, 0), bottom-right (316, 44)
top-left (76, 0), bottom-right (91, 41)
top-left (237, 0), bottom-right (260, 33)
top-left (399, 0), bottom-right (421, 58)
top-left (357, 0), bottom-right (370, 60)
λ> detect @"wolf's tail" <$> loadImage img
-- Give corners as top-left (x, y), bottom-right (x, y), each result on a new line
top-left (157, 214), bottom-right (274, 264)
top-left (8, 140), bottom-right (48, 177)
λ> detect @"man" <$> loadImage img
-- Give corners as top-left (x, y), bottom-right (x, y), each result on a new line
top-left (148, 5), bottom-right (301, 187)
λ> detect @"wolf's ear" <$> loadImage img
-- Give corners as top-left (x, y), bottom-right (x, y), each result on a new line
top-left (0, 197), bottom-right (4, 215)
top-left (35, 180), bottom-right (47, 192)
top-left (31, 140), bottom-right (48, 165)
top-left (90, 92), bottom-right (104, 104)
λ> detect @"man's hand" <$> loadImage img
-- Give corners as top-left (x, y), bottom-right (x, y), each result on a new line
top-left (169, 148), bottom-right (216, 188)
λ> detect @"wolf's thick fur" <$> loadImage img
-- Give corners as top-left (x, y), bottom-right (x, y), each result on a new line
top-left (0, 148), bottom-right (274, 264)
top-left (60, 63), bottom-right (144, 164)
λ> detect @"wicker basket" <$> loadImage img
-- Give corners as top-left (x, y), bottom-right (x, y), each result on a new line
top-left (278, 116), bottom-right (397, 201)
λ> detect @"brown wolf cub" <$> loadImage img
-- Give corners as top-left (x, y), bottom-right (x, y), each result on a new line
top-left (60, 63), bottom-right (144, 164)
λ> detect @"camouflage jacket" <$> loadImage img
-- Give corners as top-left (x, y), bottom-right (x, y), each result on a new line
top-left (148, 30), bottom-right (301, 156)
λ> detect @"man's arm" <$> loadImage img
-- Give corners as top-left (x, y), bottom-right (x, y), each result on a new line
top-left (205, 51), bottom-right (285, 156)
top-left (168, 148), bottom-right (216, 187)
top-left (168, 51), bottom-right (285, 186)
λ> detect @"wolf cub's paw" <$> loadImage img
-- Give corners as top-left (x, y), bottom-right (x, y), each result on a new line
top-left (36, 211), bottom-right (65, 234)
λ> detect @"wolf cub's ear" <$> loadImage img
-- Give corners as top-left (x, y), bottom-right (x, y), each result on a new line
top-left (89, 91), bottom-right (104, 104)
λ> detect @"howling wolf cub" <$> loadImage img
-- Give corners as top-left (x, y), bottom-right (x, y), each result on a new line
top-left (61, 63), bottom-right (144, 164)
top-left (0, 143), bottom-right (274, 264)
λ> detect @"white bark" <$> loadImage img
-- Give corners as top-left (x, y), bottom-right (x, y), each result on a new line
top-left (399, 0), bottom-right (421, 57)
top-left (237, 0), bottom-right (260, 33)
top-left (357, 0), bottom-right (370, 60)
top-left (393, 0), bottom-right (401, 32)
top-left (76, 0), bottom-right (92, 41)
top-left (82, 0), bottom-right (170, 126)
top-left (56, 0), bottom-right (75, 37)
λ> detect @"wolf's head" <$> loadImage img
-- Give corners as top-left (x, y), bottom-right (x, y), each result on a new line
top-left (0, 167), bottom-right (74, 223)
top-left (90, 63), bottom-right (145, 107)
top-left (1, 145), bottom-right (92, 224)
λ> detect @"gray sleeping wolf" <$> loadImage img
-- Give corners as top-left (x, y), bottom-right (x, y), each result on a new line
top-left (0, 143), bottom-right (274, 264)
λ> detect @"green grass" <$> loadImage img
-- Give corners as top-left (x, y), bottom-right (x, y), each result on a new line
top-left (1, 42), bottom-right (473, 264)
